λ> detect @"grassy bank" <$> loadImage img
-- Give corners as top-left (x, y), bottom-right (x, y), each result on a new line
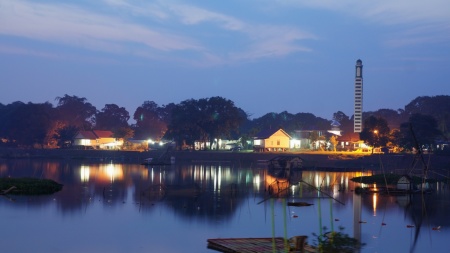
top-left (0, 178), bottom-right (63, 195)
top-left (351, 174), bottom-right (436, 185)
top-left (1, 147), bottom-right (449, 171)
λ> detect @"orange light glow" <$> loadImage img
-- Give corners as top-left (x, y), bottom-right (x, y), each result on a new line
top-left (96, 164), bottom-right (124, 182)
top-left (373, 193), bottom-right (377, 216)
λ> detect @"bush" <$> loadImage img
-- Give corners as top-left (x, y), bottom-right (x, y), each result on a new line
top-left (312, 226), bottom-right (364, 253)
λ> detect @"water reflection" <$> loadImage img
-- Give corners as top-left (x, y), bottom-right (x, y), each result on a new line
top-left (0, 159), bottom-right (448, 253)
top-left (0, 160), bottom-right (373, 219)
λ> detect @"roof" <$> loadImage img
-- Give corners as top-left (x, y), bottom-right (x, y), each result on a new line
top-left (93, 130), bottom-right (114, 138)
top-left (76, 130), bottom-right (98, 139)
top-left (331, 119), bottom-right (341, 127)
top-left (254, 128), bottom-right (291, 139)
top-left (75, 130), bottom-right (114, 139)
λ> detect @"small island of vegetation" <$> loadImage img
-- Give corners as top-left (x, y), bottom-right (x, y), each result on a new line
top-left (0, 178), bottom-right (63, 195)
top-left (351, 173), bottom-right (435, 185)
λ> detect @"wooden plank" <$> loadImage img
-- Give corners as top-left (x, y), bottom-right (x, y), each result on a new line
top-left (207, 237), bottom-right (290, 253)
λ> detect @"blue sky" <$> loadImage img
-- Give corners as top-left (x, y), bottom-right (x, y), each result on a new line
top-left (1, 0), bottom-right (449, 121)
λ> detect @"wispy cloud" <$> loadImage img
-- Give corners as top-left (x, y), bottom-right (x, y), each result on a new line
top-left (360, 1), bottom-right (450, 25)
top-left (166, 3), bottom-right (245, 31)
top-left (385, 24), bottom-right (450, 48)
top-left (0, 0), bottom-right (317, 65)
top-left (0, 0), bottom-right (201, 55)
top-left (0, 44), bottom-right (121, 65)
top-left (277, 0), bottom-right (450, 24)
top-left (100, 0), bottom-right (317, 62)
top-left (230, 25), bottom-right (315, 61)
top-left (101, 0), bottom-right (168, 20)
top-left (0, 44), bottom-right (61, 59)
top-left (163, 2), bottom-right (315, 62)
top-left (276, 0), bottom-right (450, 47)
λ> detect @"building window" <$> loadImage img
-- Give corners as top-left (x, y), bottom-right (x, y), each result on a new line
top-left (277, 140), bottom-right (280, 145)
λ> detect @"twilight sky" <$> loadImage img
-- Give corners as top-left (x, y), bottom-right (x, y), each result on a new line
top-left (1, 0), bottom-right (449, 121)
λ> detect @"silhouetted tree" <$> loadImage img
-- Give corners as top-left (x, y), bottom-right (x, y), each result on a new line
top-left (249, 111), bottom-right (330, 135)
top-left (198, 96), bottom-right (245, 150)
top-left (113, 127), bottom-right (134, 140)
top-left (2, 102), bottom-right (54, 148)
top-left (0, 102), bottom-right (22, 144)
top-left (55, 95), bottom-right (96, 130)
top-left (95, 104), bottom-right (129, 131)
top-left (388, 129), bottom-right (402, 151)
top-left (165, 99), bottom-right (205, 149)
top-left (160, 103), bottom-right (177, 125)
top-left (363, 108), bottom-right (405, 130)
top-left (293, 112), bottom-right (330, 131)
top-left (165, 97), bottom-right (245, 150)
top-left (333, 111), bottom-right (353, 134)
top-left (132, 101), bottom-right (168, 141)
top-left (399, 113), bottom-right (442, 151)
top-left (54, 125), bottom-right (79, 148)
top-left (359, 116), bottom-right (390, 152)
top-left (403, 95), bottom-right (450, 138)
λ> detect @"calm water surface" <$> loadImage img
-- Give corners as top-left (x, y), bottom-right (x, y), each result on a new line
top-left (0, 159), bottom-right (448, 253)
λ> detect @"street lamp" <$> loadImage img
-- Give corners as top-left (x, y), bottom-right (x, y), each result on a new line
top-left (373, 130), bottom-right (379, 153)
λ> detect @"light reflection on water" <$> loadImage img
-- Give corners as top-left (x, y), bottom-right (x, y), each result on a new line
top-left (0, 159), bottom-right (448, 253)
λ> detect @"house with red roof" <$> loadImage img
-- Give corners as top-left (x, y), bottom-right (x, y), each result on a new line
top-left (337, 132), bottom-right (371, 152)
top-left (73, 130), bottom-right (123, 149)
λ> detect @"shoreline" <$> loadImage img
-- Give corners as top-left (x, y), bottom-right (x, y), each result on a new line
top-left (1, 147), bottom-right (449, 172)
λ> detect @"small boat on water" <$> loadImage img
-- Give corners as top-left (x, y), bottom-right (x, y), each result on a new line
top-left (142, 145), bottom-right (175, 166)
top-left (141, 157), bottom-right (175, 166)
top-left (268, 156), bottom-right (303, 170)
top-left (287, 202), bottom-right (313, 207)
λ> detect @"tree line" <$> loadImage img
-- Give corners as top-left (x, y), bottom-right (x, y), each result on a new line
top-left (0, 94), bottom-right (449, 151)
top-left (333, 96), bottom-right (449, 152)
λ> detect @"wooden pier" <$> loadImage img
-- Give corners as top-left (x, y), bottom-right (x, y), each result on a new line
top-left (207, 236), bottom-right (316, 253)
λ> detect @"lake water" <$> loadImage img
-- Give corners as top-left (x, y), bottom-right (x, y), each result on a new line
top-left (0, 159), bottom-right (448, 253)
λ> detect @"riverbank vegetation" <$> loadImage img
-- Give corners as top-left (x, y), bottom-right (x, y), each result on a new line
top-left (0, 178), bottom-right (63, 195)
top-left (351, 173), bottom-right (436, 185)
top-left (312, 226), bottom-right (364, 253)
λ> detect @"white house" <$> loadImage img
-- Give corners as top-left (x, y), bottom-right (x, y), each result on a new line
top-left (253, 128), bottom-right (291, 152)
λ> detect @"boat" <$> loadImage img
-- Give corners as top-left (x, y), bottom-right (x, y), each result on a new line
top-left (268, 155), bottom-right (303, 178)
top-left (287, 201), bottom-right (313, 207)
top-left (141, 157), bottom-right (174, 166)
top-left (141, 145), bottom-right (175, 166)
top-left (268, 156), bottom-right (303, 170)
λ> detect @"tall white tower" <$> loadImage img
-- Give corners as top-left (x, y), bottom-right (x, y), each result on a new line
top-left (354, 59), bottom-right (363, 133)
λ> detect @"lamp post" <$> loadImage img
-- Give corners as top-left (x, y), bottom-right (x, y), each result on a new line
top-left (373, 130), bottom-right (379, 153)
